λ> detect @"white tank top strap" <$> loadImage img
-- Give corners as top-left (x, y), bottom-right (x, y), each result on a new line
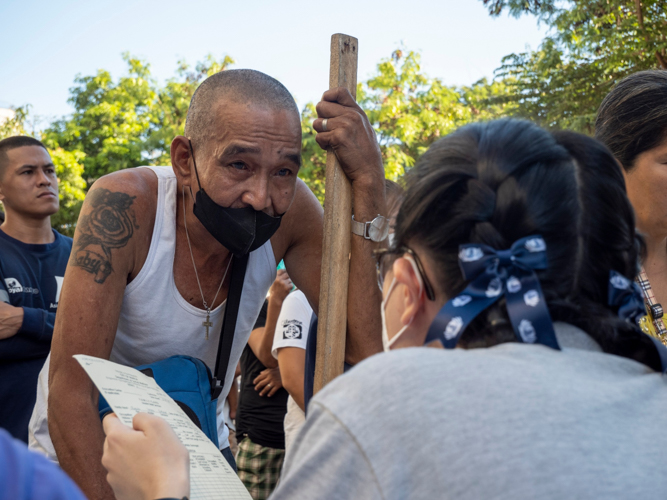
top-left (125, 166), bottom-right (176, 295)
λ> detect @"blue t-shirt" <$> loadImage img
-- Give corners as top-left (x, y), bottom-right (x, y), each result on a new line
top-left (0, 228), bottom-right (72, 442)
top-left (0, 428), bottom-right (86, 500)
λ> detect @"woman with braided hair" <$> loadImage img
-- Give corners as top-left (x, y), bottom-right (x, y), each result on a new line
top-left (101, 119), bottom-right (667, 500)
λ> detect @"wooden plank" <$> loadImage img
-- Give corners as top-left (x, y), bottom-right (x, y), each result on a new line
top-left (313, 34), bottom-right (358, 394)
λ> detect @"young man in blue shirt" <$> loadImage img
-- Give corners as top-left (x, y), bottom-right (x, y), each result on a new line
top-left (0, 136), bottom-right (72, 442)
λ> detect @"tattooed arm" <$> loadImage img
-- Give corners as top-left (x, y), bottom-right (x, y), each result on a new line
top-left (48, 169), bottom-right (156, 500)
top-left (69, 188), bottom-right (139, 284)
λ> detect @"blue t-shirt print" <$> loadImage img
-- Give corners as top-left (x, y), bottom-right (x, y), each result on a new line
top-left (3, 276), bottom-right (58, 306)
top-left (0, 228), bottom-right (72, 442)
top-left (3, 275), bottom-right (65, 310)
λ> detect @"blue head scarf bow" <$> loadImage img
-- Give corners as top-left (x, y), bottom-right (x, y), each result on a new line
top-left (607, 270), bottom-right (667, 373)
top-left (425, 235), bottom-right (560, 350)
top-left (608, 270), bottom-right (646, 325)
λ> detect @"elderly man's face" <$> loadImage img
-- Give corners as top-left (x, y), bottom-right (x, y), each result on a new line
top-left (191, 101), bottom-right (302, 216)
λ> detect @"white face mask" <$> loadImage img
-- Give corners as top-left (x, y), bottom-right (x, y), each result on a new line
top-left (381, 255), bottom-right (424, 352)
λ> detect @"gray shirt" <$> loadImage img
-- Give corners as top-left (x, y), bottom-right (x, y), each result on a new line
top-left (272, 323), bottom-right (667, 499)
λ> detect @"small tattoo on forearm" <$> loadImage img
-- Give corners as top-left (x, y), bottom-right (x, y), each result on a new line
top-left (70, 189), bottom-right (139, 284)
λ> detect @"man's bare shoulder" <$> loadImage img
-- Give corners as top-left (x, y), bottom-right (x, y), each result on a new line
top-left (88, 168), bottom-right (159, 222)
top-left (272, 179), bottom-right (323, 259)
top-left (72, 168), bottom-right (160, 283)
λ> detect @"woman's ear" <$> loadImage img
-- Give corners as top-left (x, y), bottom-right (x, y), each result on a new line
top-left (393, 257), bottom-right (426, 326)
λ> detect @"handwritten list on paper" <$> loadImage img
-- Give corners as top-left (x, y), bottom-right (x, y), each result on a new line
top-left (74, 355), bottom-right (251, 500)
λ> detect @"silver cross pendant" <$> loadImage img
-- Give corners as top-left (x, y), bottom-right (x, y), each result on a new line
top-left (202, 313), bottom-right (213, 340)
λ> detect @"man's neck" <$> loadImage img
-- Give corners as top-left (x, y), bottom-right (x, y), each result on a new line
top-left (0, 211), bottom-right (54, 244)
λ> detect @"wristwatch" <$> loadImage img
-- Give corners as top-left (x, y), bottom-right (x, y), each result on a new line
top-left (351, 214), bottom-right (389, 242)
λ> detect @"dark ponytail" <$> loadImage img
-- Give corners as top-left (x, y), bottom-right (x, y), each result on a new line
top-left (394, 119), bottom-right (661, 371)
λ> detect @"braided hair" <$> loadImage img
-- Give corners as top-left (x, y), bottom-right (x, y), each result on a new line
top-left (394, 119), bottom-right (660, 370)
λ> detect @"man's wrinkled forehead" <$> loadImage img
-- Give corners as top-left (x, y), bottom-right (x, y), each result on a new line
top-left (219, 142), bottom-right (301, 168)
top-left (199, 99), bottom-right (302, 153)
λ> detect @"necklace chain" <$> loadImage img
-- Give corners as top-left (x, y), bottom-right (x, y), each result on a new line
top-left (182, 186), bottom-right (232, 314)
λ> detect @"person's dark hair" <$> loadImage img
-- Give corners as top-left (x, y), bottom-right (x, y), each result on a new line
top-left (0, 136), bottom-right (48, 178)
top-left (385, 179), bottom-right (404, 219)
top-left (394, 118), bottom-right (660, 370)
top-left (595, 70), bottom-right (667, 170)
top-left (185, 69), bottom-right (299, 150)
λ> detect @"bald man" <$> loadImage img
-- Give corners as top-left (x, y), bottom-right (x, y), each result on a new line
top-left (28, 70), bottom-right (386, 499)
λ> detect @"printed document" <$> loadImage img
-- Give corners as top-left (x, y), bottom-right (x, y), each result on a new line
top-left (74, 354), bottom-right (251, 500)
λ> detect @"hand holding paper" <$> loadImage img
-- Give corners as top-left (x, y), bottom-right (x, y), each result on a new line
top-left (74, 355), bottom-right (251, 500)
top-left (102, 413), bottom-right (190, 500)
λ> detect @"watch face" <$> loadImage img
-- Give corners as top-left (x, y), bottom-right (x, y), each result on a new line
top-left (369, 217), bottom-right (389, 242)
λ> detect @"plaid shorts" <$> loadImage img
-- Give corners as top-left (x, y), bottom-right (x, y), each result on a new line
top-left (236, 436), bottom-right (285, 500)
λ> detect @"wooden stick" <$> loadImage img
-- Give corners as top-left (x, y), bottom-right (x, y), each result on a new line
top-left (313, 34), bottom-right (358, 394)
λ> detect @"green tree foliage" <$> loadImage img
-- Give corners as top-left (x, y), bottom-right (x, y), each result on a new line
top-left (482, 0), bottom-right (556, 18)
top-left (0, 106), bottom-right (30, 137)
top-left (298, 102), bottom-right (327, 203)
top-left (298, 49), bottom-right (516, 204)
top-left (42, 54), bottom-right (155, 182)
top-left (146, 54), bottom-right (235, 165)
top-left (482, 0), bottom-right (667, 132)
top-left (49, 148), bottom-right (87, 236)
top-left (37, 53), bottom-right (233, 230)
top-left (360, 50), bottom-right (515, 181)
top-left (12, 49), bottom-right (509, 220)
top-left (43, 53), bottom-right (234, 182)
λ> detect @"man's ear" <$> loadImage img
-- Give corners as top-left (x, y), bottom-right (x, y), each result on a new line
top-left (393, 257), bottom-right (425, 326)
top-left (171, 136), bottom-right (194, 187)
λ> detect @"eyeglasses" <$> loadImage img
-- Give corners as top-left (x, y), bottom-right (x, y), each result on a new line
top-left (373, 246), bottom-right (436, 301)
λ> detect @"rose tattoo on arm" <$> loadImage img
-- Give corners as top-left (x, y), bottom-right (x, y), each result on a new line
top-left (70, 189), bottom-right (139, 284)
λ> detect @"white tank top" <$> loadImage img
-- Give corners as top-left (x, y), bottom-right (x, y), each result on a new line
top-left (29, 166), bottom-right (276, 458)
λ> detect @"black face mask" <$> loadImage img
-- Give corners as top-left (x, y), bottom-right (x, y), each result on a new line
top-left (189, 140), bottom-right (283, 256)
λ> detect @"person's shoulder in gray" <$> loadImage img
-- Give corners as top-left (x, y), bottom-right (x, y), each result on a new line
top-left (272, 120), bottom-right (667, 499)
top-left (276, 322), bottom-right (667, 499)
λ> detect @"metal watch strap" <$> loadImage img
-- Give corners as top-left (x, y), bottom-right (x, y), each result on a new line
top-left (351, 214), bottom-right (388, 242)
top-left (351, 215), bottom-right (371, 239)
top-left (351, 214), bottom-right (378, 239)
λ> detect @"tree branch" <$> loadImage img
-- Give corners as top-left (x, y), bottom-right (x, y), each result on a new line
top-left (656, 51), bottom-right (667, 69)
top-left (634, 0), bottom-right (667, 69)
